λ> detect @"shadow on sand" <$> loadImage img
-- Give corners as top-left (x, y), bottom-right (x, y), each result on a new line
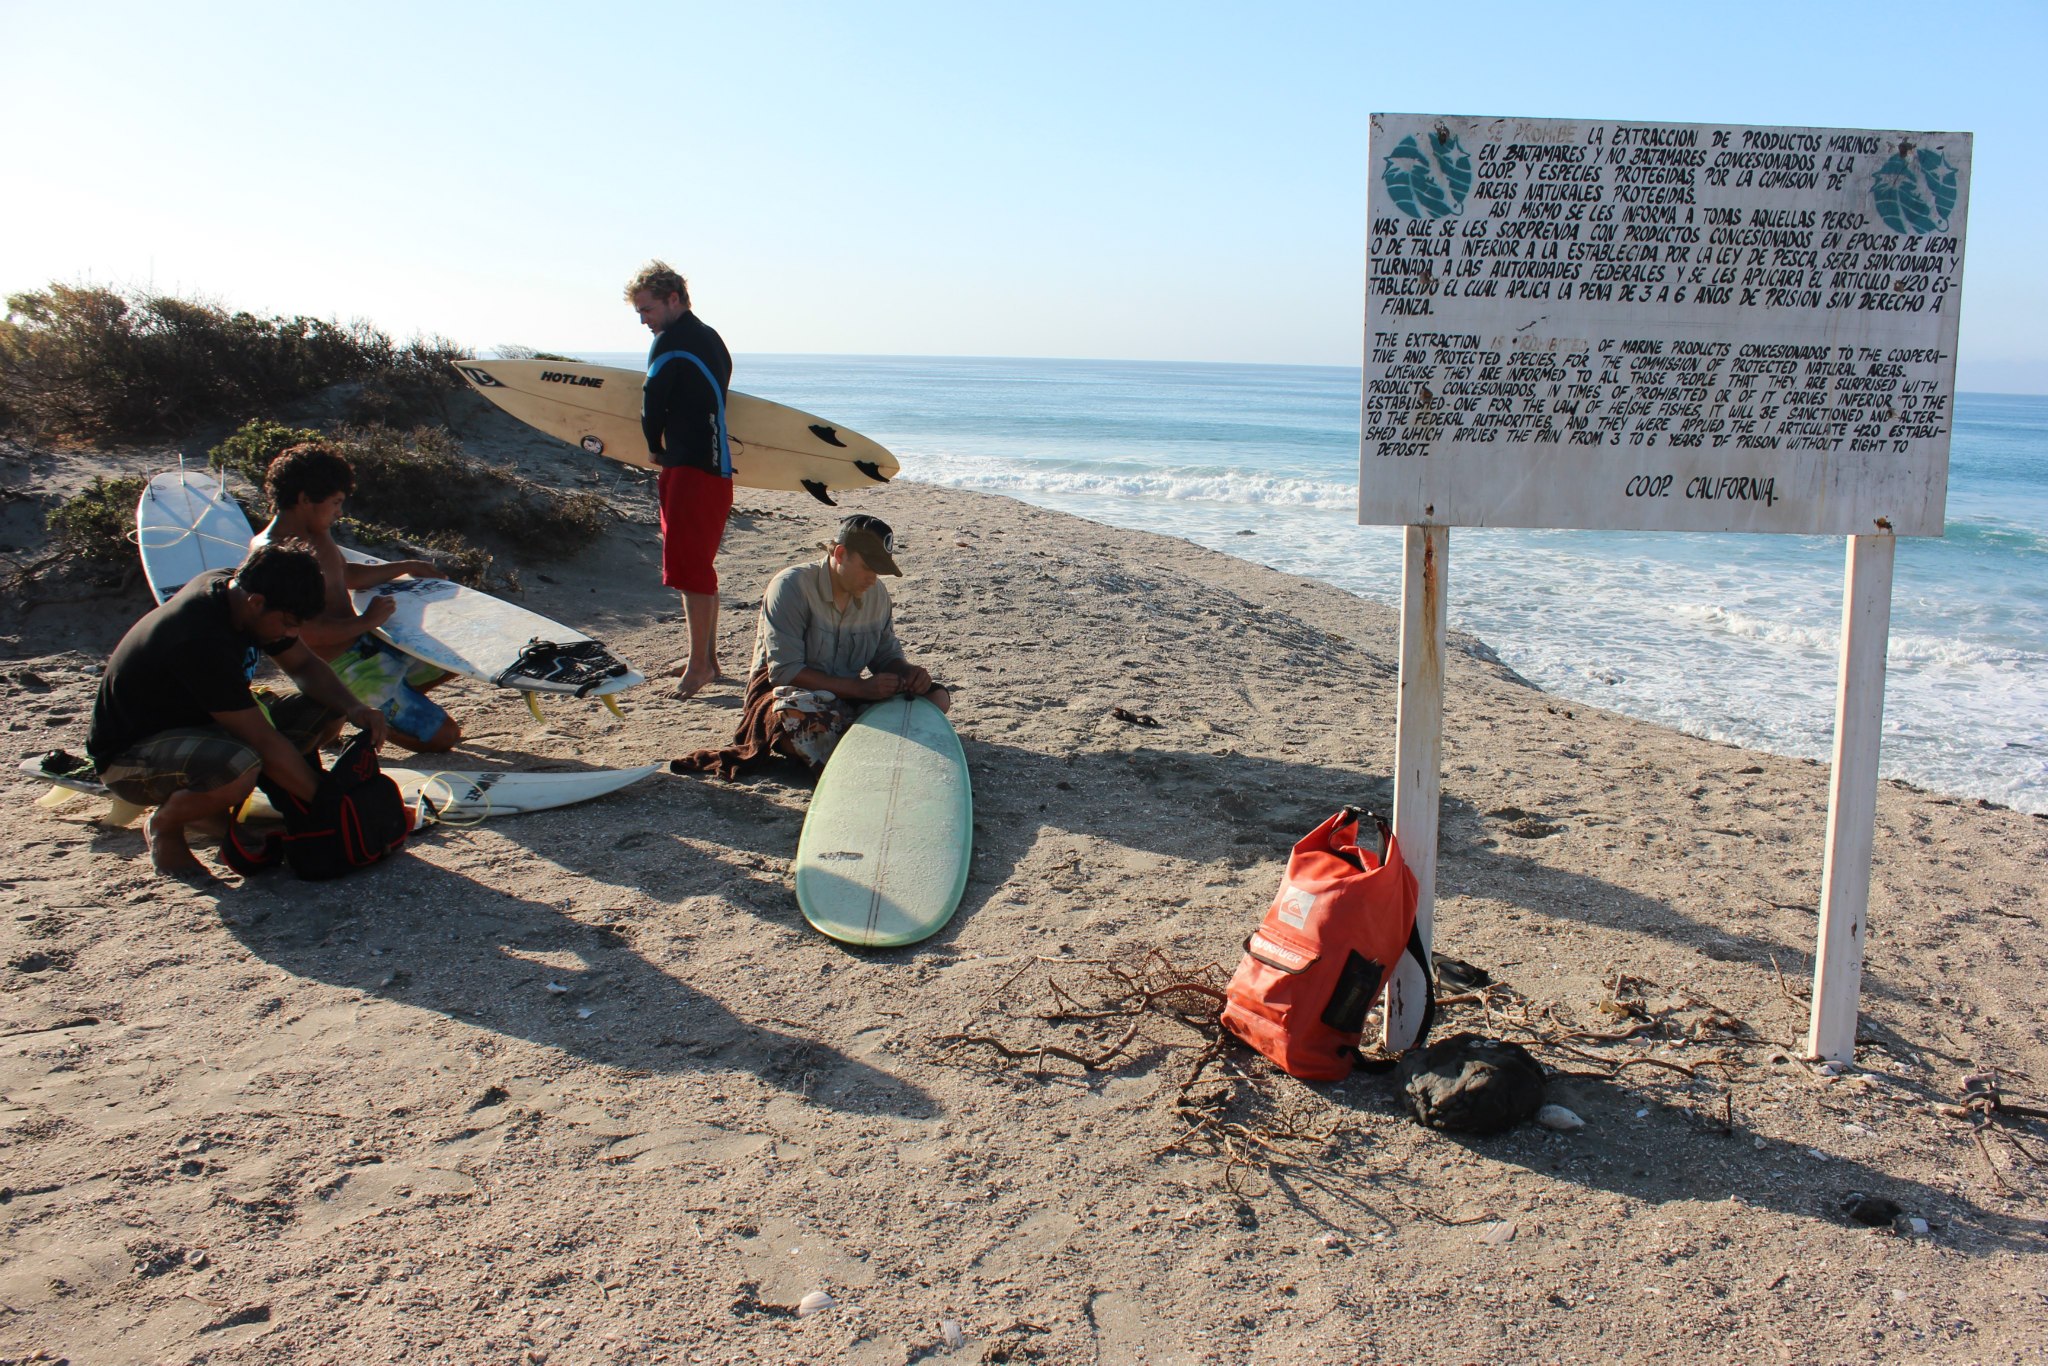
top-left (216, 850), bottom-right (937, 1119)
top-left (681, 735), bottom-right (1899, 1004)
top-left (1266, 1064), bottom-right (2048, 1258)
top-left (646, 733), bottom-right (1917, 1020)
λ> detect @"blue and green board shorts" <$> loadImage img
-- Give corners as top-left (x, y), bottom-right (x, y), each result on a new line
top-left (330, 636), bottom-right (453, 742)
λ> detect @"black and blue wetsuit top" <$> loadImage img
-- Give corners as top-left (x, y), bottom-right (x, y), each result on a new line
top-left (642, 312), bottom-right (733, 477)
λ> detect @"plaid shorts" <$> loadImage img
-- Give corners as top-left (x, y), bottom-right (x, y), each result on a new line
top-left (98, 690), bottom-right (335, 806)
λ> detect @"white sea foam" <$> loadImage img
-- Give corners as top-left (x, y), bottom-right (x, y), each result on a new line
top-left (901, 448), bottom-right (1357, 512)
top-left (1667, 603), bottom-right (1841, 655)
top-left (898, 445), bottom-right (2048, 815)
top-left (732, 358), bottom-right (2048, 814)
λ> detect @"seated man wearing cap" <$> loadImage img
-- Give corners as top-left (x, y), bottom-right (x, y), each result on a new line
top-left (759, 514), bottom-right (951, 713)
top-left (671, 515), bottom-right (948, 778)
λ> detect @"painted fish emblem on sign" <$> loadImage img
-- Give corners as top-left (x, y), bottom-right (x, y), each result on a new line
top-left (1383, 126), bottom-right (1473, 219)
top-left (1870, 142), bottom-right (1959, 235)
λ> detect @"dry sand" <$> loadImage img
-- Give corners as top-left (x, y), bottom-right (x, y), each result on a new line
top-left (2, 397), bottom-right (2045, 1365)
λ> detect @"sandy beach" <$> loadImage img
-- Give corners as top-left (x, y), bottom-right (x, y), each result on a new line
top-left (3, 395), bottom-right (2045, 1365)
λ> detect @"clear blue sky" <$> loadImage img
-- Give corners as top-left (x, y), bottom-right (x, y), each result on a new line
top-left (4, 1), bottom-right (2043, 390)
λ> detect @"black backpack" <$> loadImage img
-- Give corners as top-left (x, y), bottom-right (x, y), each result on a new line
top-left (223, 733), bottom-right (413, 879)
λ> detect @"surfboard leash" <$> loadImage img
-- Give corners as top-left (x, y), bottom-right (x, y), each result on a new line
top-left (409, 771), bottom-right (490, 828)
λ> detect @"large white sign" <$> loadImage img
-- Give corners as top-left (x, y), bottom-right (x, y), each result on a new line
top-left (1358, 115), bottom-right (1971, 535)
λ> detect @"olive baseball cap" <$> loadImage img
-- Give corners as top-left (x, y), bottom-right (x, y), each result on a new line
top-left (834, 514), bottom-right (901, 576)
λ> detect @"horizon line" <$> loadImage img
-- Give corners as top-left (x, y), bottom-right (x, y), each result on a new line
top-left (538, 348), bottom-right (2048, 397)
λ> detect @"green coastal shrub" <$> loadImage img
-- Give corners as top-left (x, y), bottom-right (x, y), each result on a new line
top-left (320, 424), bottom-right (608, 557)
top-left (206, 419), bottom-right (608, 585)
top-left (338, 518), bottom-right (501, 590)
top-left (0, 284), bottom-right (468, 438)
top-left (207, 419), bottom-right (324, 486)
top-left (45, 475), bottom-right (148, 579)
top-left (348, 334), bottom-right (471, 426)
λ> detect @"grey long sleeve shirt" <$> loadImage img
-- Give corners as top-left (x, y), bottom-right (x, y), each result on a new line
top-left (750, 557), bottom-right (907, 687)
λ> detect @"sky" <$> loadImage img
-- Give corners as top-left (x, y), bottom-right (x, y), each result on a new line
top-left (3, 1), bottom-right (2045, 391)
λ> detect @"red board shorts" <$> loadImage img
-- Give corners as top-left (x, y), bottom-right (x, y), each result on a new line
top-left (658, 465), bottom-right (734, 595)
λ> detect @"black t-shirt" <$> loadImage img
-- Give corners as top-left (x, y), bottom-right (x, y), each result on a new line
top-left (642, 311), bottom-right (733, 475)
top-left (86, 570), bottom-right (293, 766)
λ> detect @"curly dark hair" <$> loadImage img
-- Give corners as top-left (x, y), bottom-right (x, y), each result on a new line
top-left (234, 541), bottom-right (327, 621)
top-left (264, 442), bottom-right (355, 511)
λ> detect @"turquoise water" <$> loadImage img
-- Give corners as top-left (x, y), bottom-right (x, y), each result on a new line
top-left (581, 352), bottom-right (2048, 815)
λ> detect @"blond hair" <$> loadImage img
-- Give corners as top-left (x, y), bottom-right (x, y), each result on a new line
top-left (623, 260), bottom-right (690, 309)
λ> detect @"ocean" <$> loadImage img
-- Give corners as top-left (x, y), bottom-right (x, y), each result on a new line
top-left (581, 352), bottom-right (2048, 816)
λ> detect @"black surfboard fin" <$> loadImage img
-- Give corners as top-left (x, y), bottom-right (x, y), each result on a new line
top-left (800, 479), bottom-right (837, 506)
top-left (854, 460), bottom-right (889, 483)
top-left (808, 423), bottom-right (848, 448)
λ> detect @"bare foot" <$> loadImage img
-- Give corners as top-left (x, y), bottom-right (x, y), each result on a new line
top-left (144, 815), bottom-right (218, 883)
top-left (673, 666), bottom-right (719, 699)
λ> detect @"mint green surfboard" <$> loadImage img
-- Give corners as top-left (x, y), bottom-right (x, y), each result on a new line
top-left (794, 696), bottom-right (973, 947)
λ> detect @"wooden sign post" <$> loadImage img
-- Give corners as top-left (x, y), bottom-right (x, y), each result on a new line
top-left (1361, 114), bottom-right (1970, 1059)
top-left (1383, 525), bottom-right (1448, 1046)
top-left (1808, 532), bottom-right (1897, 1058)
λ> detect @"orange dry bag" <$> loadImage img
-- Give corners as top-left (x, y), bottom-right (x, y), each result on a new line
top-left (1220, 807), bottom-right (1434, 1081)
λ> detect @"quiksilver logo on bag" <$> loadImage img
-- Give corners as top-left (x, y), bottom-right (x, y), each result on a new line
top-left (1276, 884), bottom-right (1314, 929)
top-left (1247, 931), bottom-right (1312, 972)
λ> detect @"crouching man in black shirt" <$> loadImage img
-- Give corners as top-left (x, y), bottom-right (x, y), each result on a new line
top-left (86, 543), bottom-right (388, 880)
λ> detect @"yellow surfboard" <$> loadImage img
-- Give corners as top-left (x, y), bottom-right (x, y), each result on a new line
top-left (452, 358), bottom-right (898, 506)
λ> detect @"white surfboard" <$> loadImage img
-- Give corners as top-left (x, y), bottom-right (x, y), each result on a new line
top-left (340, 549), bottom-right (643, 701)
top-left (451, 358), bottom-right (898, 505)
top-left (394, 763), bottom-right (662, 820)
top-left (21, 753), bottom-right (661, 824)
top-left (131, 469), bottom-right (641, 713)
top-left (136, 469), bottom-right (255, 603)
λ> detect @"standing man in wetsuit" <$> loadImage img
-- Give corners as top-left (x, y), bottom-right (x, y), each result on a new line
top-left (626, 260), bottom-right (734, 699)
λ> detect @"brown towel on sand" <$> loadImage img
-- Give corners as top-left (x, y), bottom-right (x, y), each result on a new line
top-left (670, 669), bottom-right (783, 780)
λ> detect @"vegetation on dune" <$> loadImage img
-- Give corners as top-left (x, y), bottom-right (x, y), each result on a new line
top-left (34, 420), bottom-right (608, 595)
top-left (208, 419), bottom-right (609, 588)
top-left (0, 284), bottom-right (468, 439)
top-left (495, 344), bottom-right (585, 363)
top-left (12, 288), bottom-right (612, 599)
top-left (205, 419), bottom-right (325, 484)
top-left (334, 518), bottom-right (498, 589)
top-left (42, 476), bottom-right (148, 584)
